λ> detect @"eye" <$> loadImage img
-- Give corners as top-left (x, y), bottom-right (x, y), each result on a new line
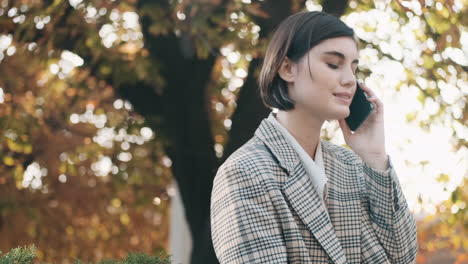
top-left (327, 63), bottom-right (338, 69)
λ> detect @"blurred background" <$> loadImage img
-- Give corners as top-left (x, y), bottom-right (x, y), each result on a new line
top-left (0, 0), bottom-right (466, 263)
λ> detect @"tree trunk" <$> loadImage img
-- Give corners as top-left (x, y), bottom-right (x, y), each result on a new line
top-left (223, 0), bottom-right (297, 160)
top-left (136, 1), bottom-right (220, 263)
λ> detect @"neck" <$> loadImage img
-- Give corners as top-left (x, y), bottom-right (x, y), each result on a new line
top-left (275, 109), bottom-right (323, 160)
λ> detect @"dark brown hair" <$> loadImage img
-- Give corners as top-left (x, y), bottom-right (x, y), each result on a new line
top-left (258, 11), bottom-right (355, 110)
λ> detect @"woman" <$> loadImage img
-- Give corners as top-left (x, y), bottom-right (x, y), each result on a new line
top-left (211, 11), bottom-right (417, 264)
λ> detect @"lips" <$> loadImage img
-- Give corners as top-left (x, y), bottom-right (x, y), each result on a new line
top-left (333, 92), bottom-right (352, 99)
top-left (333, 92), bottom-right (352, 104)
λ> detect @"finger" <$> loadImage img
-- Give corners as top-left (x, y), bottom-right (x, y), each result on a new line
top-left (367, 96), bottom-right (384, 114)
top-left (339, 119), bottom-right (353, 137)
top-left (359, 83), bottom-right (378, 99)
top-left (359, 83), bottom-right (384, 113)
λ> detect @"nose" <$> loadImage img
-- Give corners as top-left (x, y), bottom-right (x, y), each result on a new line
top-left (341, 67), bottom-right (356, 89)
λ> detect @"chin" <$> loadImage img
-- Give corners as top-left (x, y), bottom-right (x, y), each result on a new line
top-left (343, 111), bottom-right (351, 119)
top-left (333, 108), bottom-right (350, 120)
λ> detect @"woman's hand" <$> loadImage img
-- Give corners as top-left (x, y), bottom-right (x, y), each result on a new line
top-left (338, 83), bottom-right (388, 171)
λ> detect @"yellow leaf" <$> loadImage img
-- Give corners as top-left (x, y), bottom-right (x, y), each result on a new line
top-left (120, 213), bottom-right (130, 225)
top-left (406, 112), bottom-right (417, 122)
top-left (3, 156), bottom-right (14, 166)
top-left (23, 144), bottom-right (33, 154)
top-left (451, 235), bottom-right (461, 248)
top-left (36, 249), bottom-right (44, 261)
top-left (66, 226), bottom-right (74, 236)
top-left (14, 165), bottom-right (24, 182)
top-left (27, 223), bottom-right (36, 237)
top-left (59, 163), bottom-right (67, 174)
top-left (6, 139), bottom-right (19, 152)
top-left (112, 198), bottom-right (122, 208)
top-left (436, 173), bottom-right (450, 184)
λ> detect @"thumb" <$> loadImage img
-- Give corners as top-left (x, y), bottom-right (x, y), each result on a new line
top-left (339, 119), bottom-right (352, 139)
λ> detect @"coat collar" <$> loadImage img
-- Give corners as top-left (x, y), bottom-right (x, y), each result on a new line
top-left (254, 117), bottom-right (348, 264)
top-left (254, 117), bottom-right (301, 173)
top-left (254, 117), bottom-right (359, 172)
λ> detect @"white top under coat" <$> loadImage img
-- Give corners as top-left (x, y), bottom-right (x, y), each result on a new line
top-left (268, 113), bottom-right (328, 201)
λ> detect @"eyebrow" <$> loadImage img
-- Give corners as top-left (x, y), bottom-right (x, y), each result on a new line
top-left (323, 51), bottom-right (359, 64)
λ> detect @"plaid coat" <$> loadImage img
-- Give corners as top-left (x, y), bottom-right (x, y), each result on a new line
top-left (211, 117), bottom-right (418, 263)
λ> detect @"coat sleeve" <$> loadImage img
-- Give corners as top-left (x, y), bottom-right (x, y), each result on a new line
top-left (362, 156), bottom-right (418, 264)
top-left (210, 162), bottom-right (288, 264)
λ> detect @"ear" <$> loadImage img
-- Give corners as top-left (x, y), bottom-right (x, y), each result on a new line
top-left (278, 57), bottom-right (296, 83)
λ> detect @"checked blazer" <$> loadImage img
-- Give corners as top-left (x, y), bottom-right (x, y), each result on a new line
top-left (211, 117), bottom-right (418, 263)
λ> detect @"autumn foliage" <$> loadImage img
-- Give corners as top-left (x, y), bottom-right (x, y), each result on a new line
top-left (0, 0), bottom-right (466, 263)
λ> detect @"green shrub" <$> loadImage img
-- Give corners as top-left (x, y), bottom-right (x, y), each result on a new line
top-left (0, 246), bottom-right (171, 264)
top-left (0, 246), bottom-right (36, 264)
top-left (75, 252), bottom-right (172, 264)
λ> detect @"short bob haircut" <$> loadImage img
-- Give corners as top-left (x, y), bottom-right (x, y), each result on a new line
top-left (258, 11), bottom-right (355, 110)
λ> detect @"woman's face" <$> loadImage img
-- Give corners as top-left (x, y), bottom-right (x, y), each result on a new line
top-left (286, 36), bottom-right (359, 121)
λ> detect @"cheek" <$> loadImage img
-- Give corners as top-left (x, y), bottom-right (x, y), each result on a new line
top-left (308, 63), bottom-right (334, 82)
top-left (314, 66), bottom-right (336, 81)
top-left (292, 64), bottom-right (334, 98)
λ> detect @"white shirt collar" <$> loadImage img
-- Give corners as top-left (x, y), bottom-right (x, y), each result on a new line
top-left (267, 113), bottom-right (327, 199)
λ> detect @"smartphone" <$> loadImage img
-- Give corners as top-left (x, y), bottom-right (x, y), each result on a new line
top-left (345, 82), bottom-right (373, 131)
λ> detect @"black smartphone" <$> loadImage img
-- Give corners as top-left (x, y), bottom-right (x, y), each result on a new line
top-left (345, 82), bottom-right (373, 131)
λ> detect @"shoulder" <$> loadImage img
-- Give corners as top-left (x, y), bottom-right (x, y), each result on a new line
top-left (214, 137), bottom-right (283, 186)
top-left (321, 140), bottom-right (363, 166)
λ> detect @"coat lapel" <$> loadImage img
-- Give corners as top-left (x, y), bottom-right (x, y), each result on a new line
top-left (322, 141), bottom-right (362, 264)
top-left (282, 164), bottom-right (348, 264)
top-left (255, 118), bottom-right (347, 264)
